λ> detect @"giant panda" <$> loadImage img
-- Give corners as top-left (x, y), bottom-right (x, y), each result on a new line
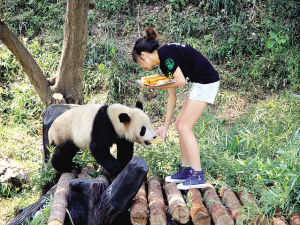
top-left (48, 101), bottom-right (156, 175)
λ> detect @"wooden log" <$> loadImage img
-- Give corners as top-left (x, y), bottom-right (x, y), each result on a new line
top-left (219, 186), bottom-right (246, 224)
top-left (7, 184), bottom-right (57, 225)
top-left (166, 211), bottom-right (180, 225)
top-left (164, 181), bottom-right (189, 224)
top-left (130, 182), bottom-right (149, 225)
top-left (48, 172), bottom-right (76, 225)
top-left (77, 163), bottom-right (95, 178)
top-left (52, 93), bottom-right (66, 104)
top-left (67, 175), bottom-right (109, 225)
top-left (91, 157), bottom-right (149, 225)
top-left (187, 188), bottom-right (211, 225)
top-left (237, 187), bottom-right (270, 225)
top-left (200, 184), bottom-right (234, 225)
top-left (289, 212), bottom-right (300, 225)
top-left (272, 216), bottom-right (288, 225)
top-left (148, 175), bottom-right (167, 225)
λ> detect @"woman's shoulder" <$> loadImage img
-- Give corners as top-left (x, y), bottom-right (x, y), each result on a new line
top-left (158, 43), bottom-right (181, 56)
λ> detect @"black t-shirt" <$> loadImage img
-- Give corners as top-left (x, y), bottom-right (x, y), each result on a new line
top-left (158, 43), bottom-right (219, 84)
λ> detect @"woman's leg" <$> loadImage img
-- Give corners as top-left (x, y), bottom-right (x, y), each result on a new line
top-left (175, 98), bottom-right (189, 166)
top-left (176, 98), bottom-right (208, 171)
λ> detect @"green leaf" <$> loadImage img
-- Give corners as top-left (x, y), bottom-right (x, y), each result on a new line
top-left (266, 40), bottom-right (274, 49)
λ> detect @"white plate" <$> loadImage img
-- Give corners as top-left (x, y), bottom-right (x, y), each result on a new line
top-left (135, 79), bottom-right (177, 87)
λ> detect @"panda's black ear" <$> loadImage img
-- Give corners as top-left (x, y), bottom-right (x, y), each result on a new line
top-left (135, 101), bottom-right (143, 110)
top-left (119, 113), bottom-right (131, 123)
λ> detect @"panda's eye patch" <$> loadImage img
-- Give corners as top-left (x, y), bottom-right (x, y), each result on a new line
top-left (140, 126), bottom-right (146, 136)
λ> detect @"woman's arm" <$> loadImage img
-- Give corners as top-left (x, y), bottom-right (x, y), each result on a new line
top-left (157, 87), bottom-right (176, 139)
top-left (164, 87), bottom-right (177, 129)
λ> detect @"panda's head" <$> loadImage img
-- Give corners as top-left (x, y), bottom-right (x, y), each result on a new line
top-left (108, 101), bottom-right (157, 146)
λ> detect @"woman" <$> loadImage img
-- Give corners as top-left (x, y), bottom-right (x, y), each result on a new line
top-left (132, 27), bottom-right (219, 190)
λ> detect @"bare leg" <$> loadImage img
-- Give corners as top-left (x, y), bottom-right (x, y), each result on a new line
top-left (175, 98), bottom-right (208, 171)
top-left (175, 98), bottom-right (189, 165)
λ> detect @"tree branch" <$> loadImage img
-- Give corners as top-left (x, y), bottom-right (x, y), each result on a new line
top-left (0, 19), bottom-right (51, 105)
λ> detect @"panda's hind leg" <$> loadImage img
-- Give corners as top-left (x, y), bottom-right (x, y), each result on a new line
top-left (51, 141), bottom-right (80, 173)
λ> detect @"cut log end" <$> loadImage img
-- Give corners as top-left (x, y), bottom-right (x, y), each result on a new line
top-left (149, 215), bottom-right (167, 225)
top-left (216, 214), bottom-right (235, 225)
top-left (289, 212), bottom-right (300, 225)
top-left (192, 212), bottom-right (211, 225)
top-left (273, 217), bottom-right (288, 225)
top-left (172, 206), bottom-right (190, 224)
top-left (48, 219), bottom-right (62, 225)
top-left (52, 93), bottom-right (66, 104)
top-left (130, 217), bottom-right (148, 225)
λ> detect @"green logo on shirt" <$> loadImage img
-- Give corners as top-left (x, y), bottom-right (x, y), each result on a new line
top-left (165, 58), bottom-right (174, 70)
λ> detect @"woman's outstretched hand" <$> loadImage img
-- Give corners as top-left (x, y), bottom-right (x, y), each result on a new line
top-left (157, 126), bottom-right (168, 140)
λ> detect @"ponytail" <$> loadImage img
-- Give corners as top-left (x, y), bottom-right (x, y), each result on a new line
top-left (132, 27), bottom-right (160, 62)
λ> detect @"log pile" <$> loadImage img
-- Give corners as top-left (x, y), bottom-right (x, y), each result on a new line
top-left (9, 168), bottom-right (297, 225)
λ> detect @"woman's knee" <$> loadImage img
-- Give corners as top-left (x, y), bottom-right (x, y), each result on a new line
top-left (176, 120), bottom-right (192, 134)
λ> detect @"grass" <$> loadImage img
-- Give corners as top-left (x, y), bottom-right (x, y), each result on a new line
top-left (135, 90), bottom-right (300, 218)
top-left (1, 82), bottom-right (299, 223)
top-left (1, 0), bottom-right (299, 223)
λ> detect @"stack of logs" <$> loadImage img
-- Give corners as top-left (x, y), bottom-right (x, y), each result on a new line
top-left (7, 166), bottom-right (300, 225)
top-left (131, 176), bottom-right (299, 225)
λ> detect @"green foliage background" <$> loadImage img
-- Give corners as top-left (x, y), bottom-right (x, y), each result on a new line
top-left (0, 0), bottom-right (299, 223)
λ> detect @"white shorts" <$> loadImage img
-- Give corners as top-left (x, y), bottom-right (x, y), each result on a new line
top-left (189, 81), bottom-right (220, 104)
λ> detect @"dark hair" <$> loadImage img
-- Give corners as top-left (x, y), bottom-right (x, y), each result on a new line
top-left (132, 27), bottom-right (160, 62)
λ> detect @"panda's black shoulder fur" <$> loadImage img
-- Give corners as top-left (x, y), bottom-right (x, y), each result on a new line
top-left (91, 105), bottom-right (118, 147)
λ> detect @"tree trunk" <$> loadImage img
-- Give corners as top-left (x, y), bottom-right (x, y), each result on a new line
top-left (0, 19), bottom-right (51, 105)
top-left (51, 0), bottom-right (89, 104)
top-left (0, 0), bottom-right (89, 106)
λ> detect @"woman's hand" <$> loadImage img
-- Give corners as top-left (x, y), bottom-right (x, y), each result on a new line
top-left (138, 81), bottom-right (152, 89)
top-left (157, 126), bottom-right (168, 140)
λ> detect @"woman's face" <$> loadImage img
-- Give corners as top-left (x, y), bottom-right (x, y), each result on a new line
top-left (137, 52), bottom-right (155, 70)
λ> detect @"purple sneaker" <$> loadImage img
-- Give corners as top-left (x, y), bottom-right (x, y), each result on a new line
top-left (177, 169), bottom-right (208, 190)
top-left (165, 166), bottom-right (192, 183)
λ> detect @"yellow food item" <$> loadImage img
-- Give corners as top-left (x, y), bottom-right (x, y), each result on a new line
top-left (142, 75), bottom-right (170, 85)
top-left (149, 135), bottom-right (163, 145)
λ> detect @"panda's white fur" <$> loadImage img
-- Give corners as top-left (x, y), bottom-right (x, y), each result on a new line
top-left (107, 104), bottom-right (155, 145)
top-left (49, 104), bottom-right (100, 149)
top-left (48, 103), bottom-right (156, 149)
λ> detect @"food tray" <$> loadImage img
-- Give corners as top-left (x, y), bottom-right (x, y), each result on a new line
top-left (135, 79), bottom-right (177, 87)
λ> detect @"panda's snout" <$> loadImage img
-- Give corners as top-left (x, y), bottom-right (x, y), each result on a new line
top-left (144, 140), bottom-right (151, 145)
top-left (144, 136), bottom-right (157, 146)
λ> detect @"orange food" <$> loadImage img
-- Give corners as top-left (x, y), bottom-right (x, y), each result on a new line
top-left (142, 75), bottom-right (170, 85)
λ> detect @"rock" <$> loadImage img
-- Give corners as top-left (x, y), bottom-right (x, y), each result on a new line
top-left (0, 158), bottom-right (29, 187)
